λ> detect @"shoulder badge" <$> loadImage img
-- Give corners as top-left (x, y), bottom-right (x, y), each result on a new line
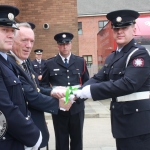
top-left (133, 58), bottom-right (144, 67)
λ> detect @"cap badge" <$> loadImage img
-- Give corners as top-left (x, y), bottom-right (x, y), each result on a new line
top-left (62, 34), bottom-right (66, 38)
top-left (116, 16), bottom-right (122, 22)
top-left (8, 13), bottom-right (14, 21)
top-left (38, 51), bottom-right (40, 52)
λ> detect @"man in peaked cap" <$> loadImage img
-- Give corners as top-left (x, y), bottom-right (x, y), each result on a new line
top-left (32, 49), bottom-right (46, 84)
top-left (54, 32), bottom-right (74, 44)
top-left (71, 10), bottom-right (150, 150)
top-left (0, 5), bottom-right (42, 150)
top-left (0, 5), bottom-right (19, 29)
top-left (41, 32), bottom-right (89, 150)
top-left (106, 9), bottom-right (139, 28)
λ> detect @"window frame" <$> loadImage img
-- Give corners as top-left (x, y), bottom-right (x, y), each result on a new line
top-left (78, 22), bottom-right (83, 35)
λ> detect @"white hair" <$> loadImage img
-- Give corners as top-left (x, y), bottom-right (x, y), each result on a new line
top-left (14, 22), bottom-right (32, 37)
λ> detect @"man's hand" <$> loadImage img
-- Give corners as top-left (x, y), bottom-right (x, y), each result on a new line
top-left (59, 98), bottom-right (72, 111)
top-left (73, 85), bottom-right (92, 99)
top-left (38, 75), bottom-right (42, 80)
top-left (51, 86), bottom-right (66, 99)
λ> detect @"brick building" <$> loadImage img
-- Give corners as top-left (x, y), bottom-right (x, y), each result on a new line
top-left (0, 0), bottom-right (78, 59)
top-left (77, 0), bottom-right (150, 69)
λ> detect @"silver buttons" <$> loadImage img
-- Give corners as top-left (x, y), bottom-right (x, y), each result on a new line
top-left (14, 80), bottom-right (16, 83)
top-left (67, 70), bottom-right (69, 72)
top-left (67, 76), bottom-right (69, 78)
top-left (2, 137), bottom-right (6, 140)
top-left (104, 71), bottom-right (105, 73)
top-left (111, 66), bottom-right (113, 69)
top-left (26, 117), bottom-right (29, 120)
top-left (119, 72), bottom-right (121, 74)
top-left (112, 105), bottom-right (115, 109)
top-left (68, 82), bottom-right (70, 85)
top-left (55, 73), bottom-right (57, 75)
top-left (136, 109), bottom-right (138, 112)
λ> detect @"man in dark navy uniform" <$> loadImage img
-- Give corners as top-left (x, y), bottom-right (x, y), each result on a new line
top-left (32, 49), bottom-right (46, 83)
top-left (41, 32), bottom-right (89, 150)
top-left (0, 5), bottom-right (42, 150)
top-left (73, 10), bottom-right (150, 150)
top-left (8, 23), bottom-right (72, 150)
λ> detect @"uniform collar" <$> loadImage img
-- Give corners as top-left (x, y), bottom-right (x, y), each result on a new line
top-left (36, 59), bottom-right (41, 62)
top-left (116, 47), bottom-right (123, 52)
top-left (0, 51), bottom-right (7, 60)
top-left (59, 52), bottom-right (71, 63)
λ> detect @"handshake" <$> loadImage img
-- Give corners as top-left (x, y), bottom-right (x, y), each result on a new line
top-left (51, 85), bottom-right (92, 111)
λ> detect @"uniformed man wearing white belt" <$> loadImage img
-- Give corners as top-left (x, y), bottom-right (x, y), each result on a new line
top-left (73, 10), bottom-right (150, 150)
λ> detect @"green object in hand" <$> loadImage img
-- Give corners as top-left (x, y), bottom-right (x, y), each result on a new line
top-left (65, 86), bottom-right (78, 104)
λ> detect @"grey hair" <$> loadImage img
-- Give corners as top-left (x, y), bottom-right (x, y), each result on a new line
top-left (14, 22), bottom-right (32, 37)
top-left (16, 22), bottom-right (31, 29)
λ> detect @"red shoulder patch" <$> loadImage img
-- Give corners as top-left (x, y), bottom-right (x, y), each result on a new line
top-left (132, 58), bottom-right (144, 67)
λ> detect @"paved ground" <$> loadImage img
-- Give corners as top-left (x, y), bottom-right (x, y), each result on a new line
top-left (42, 99), bottom-right (116, 150)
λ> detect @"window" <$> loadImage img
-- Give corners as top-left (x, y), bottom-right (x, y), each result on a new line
top-left (83, 55), bottom-right (92, 67)
top-left (98, 20), bottom-right (108, 31)
top-left (78, 22), bottom-right (82, 35)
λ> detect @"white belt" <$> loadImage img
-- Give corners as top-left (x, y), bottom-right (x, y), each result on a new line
top-left (116, 91), bottom-right (150, 102)
top-left (70, 85), bottom-right (81, 88)
top-left (52, 85), bottom-right (81, 89)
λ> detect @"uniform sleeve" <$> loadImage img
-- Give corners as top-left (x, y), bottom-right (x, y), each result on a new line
top-left (75, 58), bottom-right (90, 103)
top-left (41, 61), bottom-right (53, 93)
top-left (0, 71), bottom-right (40, 147)
top-left (81, 59), bottom-right (90, 84)
top-left (19, 75), bottom-right (59, 114)
top-left (82, 66), bottom-right (106, 87)
top-left (90, 48), bottom-right (150, 100)
top-left (39, 86), bottom-right (51, 96)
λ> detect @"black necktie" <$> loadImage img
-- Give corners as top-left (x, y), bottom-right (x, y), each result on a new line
top-left (64, 58), bottom-right (68, 67)
top-left (22, 62), bottom-right (31, 76)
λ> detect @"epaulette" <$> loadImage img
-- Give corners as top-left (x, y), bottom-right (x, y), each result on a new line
top-left (75, 55), bottom-right (85, 60)
top-left (47, 56), bottom-right (55, 60)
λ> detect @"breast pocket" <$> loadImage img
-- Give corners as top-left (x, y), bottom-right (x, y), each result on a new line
top-left (33, 65), bottom-right (38, 69)
top-left (72, 70), bottom-right (82, 83)
top-left (4, 75), bottom-right (23, 105)
top-left (113, 68), bottom-right (125, 76)
top-left (50, 71), bottom-right (62, 77)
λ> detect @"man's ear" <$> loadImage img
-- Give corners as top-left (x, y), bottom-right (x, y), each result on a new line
top-left (133, 25), bottom-right (136, 35)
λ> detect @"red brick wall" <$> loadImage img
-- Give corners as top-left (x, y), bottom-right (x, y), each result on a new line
top-left (0, 0), bottom-right (78, 60)
top-left (78, 15), bottom-right (107, 65)
top-left (78, 13), bottom-right (150, 66)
